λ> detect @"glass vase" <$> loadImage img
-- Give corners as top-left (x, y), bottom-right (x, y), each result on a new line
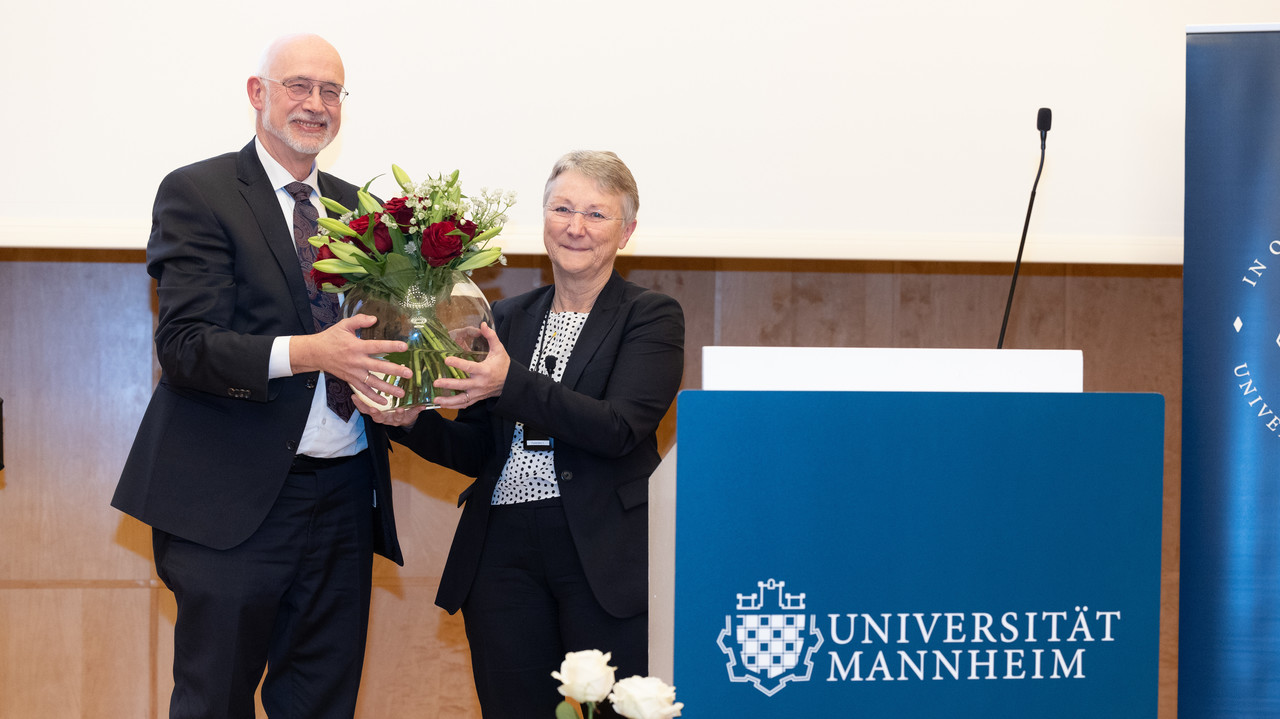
top-left (341, 271), bottom-right (493, 409)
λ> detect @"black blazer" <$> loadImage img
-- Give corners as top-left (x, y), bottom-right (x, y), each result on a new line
top-left (401, 271), bottom-right (684, 617)
top-left (113, 140), bottom-right (402, 565)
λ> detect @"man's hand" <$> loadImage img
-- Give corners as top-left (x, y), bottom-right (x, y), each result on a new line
top-left (290, 314), bottom-right (413, 398)
top-left (353, 392), bottom-right (428, 427)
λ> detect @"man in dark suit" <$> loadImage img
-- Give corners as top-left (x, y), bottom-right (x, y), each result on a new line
top-left (113, 34), bottom-right (411, 719)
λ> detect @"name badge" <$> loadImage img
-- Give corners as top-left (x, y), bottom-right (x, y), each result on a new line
top-left (524, 426), bottom-right (554, 451)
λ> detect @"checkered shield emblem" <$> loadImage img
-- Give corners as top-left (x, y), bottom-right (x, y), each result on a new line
top-left (717, 579), bottom-right (824, 696)
top-left (735, 612), bottom-right (808, 677)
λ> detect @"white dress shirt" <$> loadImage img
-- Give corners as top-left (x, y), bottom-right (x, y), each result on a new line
top-left (256, 137), bottom-right (366, 459)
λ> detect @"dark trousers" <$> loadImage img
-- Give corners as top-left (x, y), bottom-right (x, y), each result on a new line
top-left (461, 498), bottom-right (647, 719)
top-left (153, 454), bottom-right (375, 719)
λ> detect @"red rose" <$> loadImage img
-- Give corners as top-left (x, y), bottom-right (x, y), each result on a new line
top-left (369, 215), bottom-right (392, 253)
top-left (448, 214), bottom-right (478, 239)
top-left (347, 213), bottom-right (392, 253)
top-left (310, 244), bottom-right (348, 288)
top-left (347, 214), bottom-right (371, 235)
top-left (383, 196), bottom-right (414, 228)
top-left (421, 220), bottom-right (463, 267)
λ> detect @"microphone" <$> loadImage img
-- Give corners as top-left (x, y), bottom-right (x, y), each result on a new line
top-left (997, 108), bottom-right (1052, 349)
top-left (544, 355), bottom-right (557, 374)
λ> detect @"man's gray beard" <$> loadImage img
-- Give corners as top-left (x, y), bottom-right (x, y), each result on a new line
top-left (262, 94), bottom-right (334, 156)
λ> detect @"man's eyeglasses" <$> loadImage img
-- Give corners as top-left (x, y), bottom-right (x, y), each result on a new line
top-left (545, 205), bottom-right (623, 225)
top-left (260, 76), bottom-right (349, 106)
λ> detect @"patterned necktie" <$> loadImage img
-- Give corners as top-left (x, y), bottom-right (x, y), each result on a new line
top-left (287, 181), bottom-right (355, 421)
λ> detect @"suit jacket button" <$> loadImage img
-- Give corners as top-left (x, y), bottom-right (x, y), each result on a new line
top-left (286, 440), bottom-right (297, 452)
top-left (306, 378), bottom-right (317, 389)
top-left (560, 471), bottom-right (573, 481)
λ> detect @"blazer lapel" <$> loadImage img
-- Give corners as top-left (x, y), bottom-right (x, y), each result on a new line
top-left (508, 288), bottom-right (554, 362)
top-left (500, 287), bottom-right (555, 441)
top-left (236, 141), bottom-right (315, 333)
top-left (558, 271), bottom-right (626, 390)
top-left (318, 172), bottom-right (358, 213)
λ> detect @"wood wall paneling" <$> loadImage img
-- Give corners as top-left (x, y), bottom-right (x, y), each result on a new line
top-left (1, 587), bottom-right (152, 718)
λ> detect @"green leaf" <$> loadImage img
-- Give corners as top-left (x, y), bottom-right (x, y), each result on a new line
top-left (351, 252), bottom-right (382, 275)
top-left (555, 700), bottom-right (581, 719)
top-left (354, 226), bottom-right (378, 255)
top-left (380, 350), bottom-right (414, 374)
top-left (388, 224), bottom-right (407, 255)
top-left (380, 252), bottom-right (417, 294)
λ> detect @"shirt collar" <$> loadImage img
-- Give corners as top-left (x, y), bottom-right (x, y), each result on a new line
top-left (254, 136), bottom-right (320, 193)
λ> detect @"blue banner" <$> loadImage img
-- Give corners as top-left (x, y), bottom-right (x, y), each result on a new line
top-left (674, 390), bottom-right (1163, 717)
top-left (1182, 28), bottom-right (1280, 717)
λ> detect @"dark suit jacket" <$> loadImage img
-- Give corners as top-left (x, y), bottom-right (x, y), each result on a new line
top-left (400, 271), bottom-right (684, 618)
top-left (113, 140), bottom-right (403, 565)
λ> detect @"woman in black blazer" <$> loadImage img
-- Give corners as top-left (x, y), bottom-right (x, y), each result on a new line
top-left (363, 151), bottom-right (684, 717)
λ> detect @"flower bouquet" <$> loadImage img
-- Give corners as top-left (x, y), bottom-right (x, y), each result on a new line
top-left (308, 165), bottom-right (514, 409)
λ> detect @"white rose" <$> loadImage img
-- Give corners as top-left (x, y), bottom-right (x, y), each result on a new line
top-left (607, 675), bottom-right (684, 719)
top-left (551, 650), bottom-right (616, 703)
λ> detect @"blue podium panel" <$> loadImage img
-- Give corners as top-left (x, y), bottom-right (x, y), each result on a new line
top-left (674, 391), bottom-right (1163, 718)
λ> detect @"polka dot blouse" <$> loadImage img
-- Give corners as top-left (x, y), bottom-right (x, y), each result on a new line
top-left (491, 310), bottom-right (589, 505)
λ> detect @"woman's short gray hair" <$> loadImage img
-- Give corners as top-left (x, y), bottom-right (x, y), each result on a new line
top-left (543, 150), bottom-right (639, 224)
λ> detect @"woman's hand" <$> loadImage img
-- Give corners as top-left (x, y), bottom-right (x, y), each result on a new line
top-left (432, 322), bottom-right (509, 410)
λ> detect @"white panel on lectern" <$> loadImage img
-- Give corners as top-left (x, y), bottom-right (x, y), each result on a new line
top-left (702, 347), bottom-right (1083, 393)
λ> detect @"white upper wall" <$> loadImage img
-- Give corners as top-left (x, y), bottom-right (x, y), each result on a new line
top-left (3, 0), bottom-right (1276, 262)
